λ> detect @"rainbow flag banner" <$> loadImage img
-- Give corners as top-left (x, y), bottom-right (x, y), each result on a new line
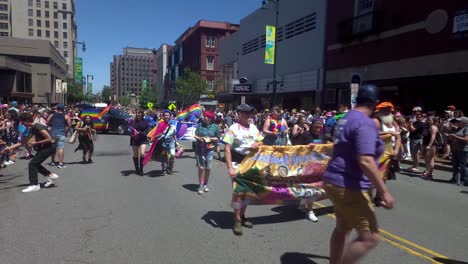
top-left (97, 104), bottom-right (112, 120)
top-left (233, 144), bottom-right (333, 205)
top-left (175, 103), bottom-right (202, 121)
top-left (80, 109), bottom-right (106, 130)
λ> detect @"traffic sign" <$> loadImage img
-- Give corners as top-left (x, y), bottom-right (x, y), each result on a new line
top-left (168, 103), bottom-right (177, 111)
top-left (147, 102), bottom-right (153, 110)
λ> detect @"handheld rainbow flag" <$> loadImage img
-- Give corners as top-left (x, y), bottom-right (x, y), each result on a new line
top-left (146, 119), bottom-right (163, 139)
top-left (97, 104), bottom-right (112, 120)
top-left (175, 103), bottom-right (202, 121)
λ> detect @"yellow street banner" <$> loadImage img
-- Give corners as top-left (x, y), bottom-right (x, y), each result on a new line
top-left (265, 25), bottom-right (276, 65)
top-left (233, 144), bottom-right (333, 205)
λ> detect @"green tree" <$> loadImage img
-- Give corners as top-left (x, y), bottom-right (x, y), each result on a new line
top-left (139, 86), bottom-right (160, 109)
top-left (66, 78), bottom-right (85, 103)
top-left (101, 85), bottom-right (111, 102)
top-left (119, 95), bottom-right (130, 106)
top-left (175, 68), bottom-right (207, 107)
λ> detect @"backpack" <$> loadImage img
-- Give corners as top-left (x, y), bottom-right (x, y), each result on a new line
top-left (434, 131), bottom-right (444, 149)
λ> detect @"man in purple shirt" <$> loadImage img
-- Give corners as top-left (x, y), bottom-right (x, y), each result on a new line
top-left (323, 84), bottom-right (394, 264)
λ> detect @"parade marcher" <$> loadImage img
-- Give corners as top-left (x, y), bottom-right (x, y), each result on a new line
top-left (448, 117), bottom-right (468, 185)
top-left (223, 103), bottom-right (264, 236)
top-left (47, 103), bottom-right (71, 169)
top-left (129, 110), bottom-right (150, 176)
top-left (421, 116), bottom-right (440, 180)
top-left (194, 111), bottom-right (220, 195)
top-left (373, 102), bottom-right (401, 206)
top-left (323, 85), bottom-right (394, 264)
top-left (1, 113), bottom-right (59, 192)
top-left (262, 106), bottom-right (289, 146)
top-left (75, 115), bottom-right (96, 163)
top-left (152, 110), bottom-right (178, 175)
top-left (310, 118), bottom-right (327, 144)
top-left (408, 110), bottom-right (424, 173)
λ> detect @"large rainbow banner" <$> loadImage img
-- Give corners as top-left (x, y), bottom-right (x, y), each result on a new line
top-left (233, 144), bottom-right (333, 205)
top-left (80, 109), bottom-right (107, 130)
top-left (175, 103), bottom-right (202, 121)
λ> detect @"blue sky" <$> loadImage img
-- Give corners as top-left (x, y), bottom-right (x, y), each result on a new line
top-left (75, 0), bottom-right (260, 92)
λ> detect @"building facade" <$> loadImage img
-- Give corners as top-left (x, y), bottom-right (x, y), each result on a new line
top-left (324, 0), bottom-right (468, 112)
top-left (166, 20), bottom-right (239, 106)
top-left (218, 0), bottom-right (327, 110)
top-left (155, 44), bottom-right (172, 101)
top-left (1, 0), bottom-right (77, 78)
top-left (0, 37), bottom-right (67, 104)
top-left (110, 47), bottom-right (153, 101)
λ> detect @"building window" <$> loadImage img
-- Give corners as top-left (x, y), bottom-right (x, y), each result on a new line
top-left (0, 32), bottom-right (8, 36)
top-left (45, 30), bottom-right (50, 37)
top-left (53, 12), bottom-right (58, 19)
top-left (355, 0), bottom-right (374, 15)
top-left (36, 0), bottom-right (41, 8)
top-left (62, 13), bottom-right (66, 19)
top-left (37, 29), bottom-right (42, 37)
top-left (54, 21), bottom-right (58, 28)
top-left (28, 9), bottom-right (33, 16)
top-left (0, 22), bottom-right (8, 29)
top-left (63, 41), bottom-right (68, 48)
top-left (54, 40), bottom-right (59, 48)
top-left (62, 3), bottom-right (66, 10)
top-left (29, 29), bottom-right (34, 36)
top-left (206, 36), bottom-right (216, 48)
top-left (36, 10), bottom-right (41, 17)
top-left (45, 1), bottom-right (49, 8)
top-left (54, 31), bottom-right (58, 38)
top-left (63, 51), bottom-right (68, 58)
top-left (36, 20), bottom-right (41, 27)
top-left (63, 22), bottom-right (67, 29)
top-left (206, 79), bottom-right (214, 91)
top-left (45, 20), bottom-right (50, 28)
top-left (63, 31), bottom-right (67, 39)
top-left (0, 4), bottom-right (7, 11)
top-left (28, 19), bottom-right (34, 26)
top-left (206, 56), bottom-right (214, 71)
top-left (45, 11), bottom-right (49, 18)
top-left (0, 14), bottom-right (7, 21)
top-left (28, 0), bottom-right (33, 7)
top-left (53, 1), bottom-right (57, 9)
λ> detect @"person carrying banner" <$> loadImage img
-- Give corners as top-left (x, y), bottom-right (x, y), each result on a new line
top-left (194, 111), bottom-right (220, 195)
top-left (129, 110), bottom-right (150, 176)
top-left (223, 103), bottom-right (264, 236)
top-left (323, 85), bottom-right (394, 264)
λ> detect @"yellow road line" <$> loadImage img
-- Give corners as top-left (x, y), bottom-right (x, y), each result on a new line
top-left (315, 202), bottom-right (447, 263)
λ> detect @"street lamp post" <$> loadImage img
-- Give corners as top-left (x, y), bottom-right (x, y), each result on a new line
top-left (263, 0), bottom-right (281, 107)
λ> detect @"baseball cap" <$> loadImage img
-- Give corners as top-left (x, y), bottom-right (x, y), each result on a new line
top-left (56, 103), bottom-right (65, 110)
top-left (447, 105), bottom-right (456, 111)
top-left (11, 101), bottom-right (18, 106)
top-left (356, 84), bottom-right (379, 104)
top-left (455, 117), bottom-right (468, 124)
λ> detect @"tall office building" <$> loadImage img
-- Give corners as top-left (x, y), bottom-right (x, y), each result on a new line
top-left (110, 47), bottom-right (154, 101)
top-left (1, 0), bottom-right (77, 77)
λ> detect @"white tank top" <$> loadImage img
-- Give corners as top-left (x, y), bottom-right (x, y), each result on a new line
top-left (382, 123), bottom-right (396, 146)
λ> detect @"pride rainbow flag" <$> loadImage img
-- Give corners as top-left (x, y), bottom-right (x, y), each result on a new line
top-left (80, 109), bottom-right (106, 130)
top-left (97, 104), bottom-right (112, 120)
top-left (175, 103), bottom-right (202, 121)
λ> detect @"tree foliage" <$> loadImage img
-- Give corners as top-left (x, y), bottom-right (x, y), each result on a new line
top-left (175, 68), bottom-right (207, 108)
top-left (66, 78), bottom-right (85, 103)
top-left (101, 85), bottom-right (111, 103)
top-left (119, 95), bottom-right (130, 106)
top-left (139, 86), bottom-right (160, 109)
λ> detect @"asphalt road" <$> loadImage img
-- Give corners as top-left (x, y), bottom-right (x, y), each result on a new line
top-left (0, 134), bottom-right (467, 264)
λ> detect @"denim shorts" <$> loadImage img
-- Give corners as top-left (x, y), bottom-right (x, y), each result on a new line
top-left (54, 135), bottom-right (66, 149)
top-left (410, 138), bottom-right (423, 155)
top-left (196, 150), bottom-right (214, 169)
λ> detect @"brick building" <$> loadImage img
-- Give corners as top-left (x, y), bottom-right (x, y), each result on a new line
top-left (324, 0), bottom-right (468, 113)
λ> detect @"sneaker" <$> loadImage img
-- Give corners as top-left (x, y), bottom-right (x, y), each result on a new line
top-left (203, 185), bottom-right (210, 192)
top-left (241, 216), bottom-right (253, 228)
top-left (233, 220), bottom-right (243, 236)
top-left (48, 173), bottom-right (59, 180)
top-left (88, 158), bottom-right (93, 163)
top-left (22, 185), bottom-right (41, 193)
top-left (48, 162), bottom-right (57, 166)
top-left (44, 179), bottom-right (54, 188)
top-left (4, 160), bottom-right (14, 166)
top-left (307, 210), bottom-right (318, 222)
top-left (57, 164), bottom-right (66, 169)
top-left (197, 186), bottom-right (204, 195)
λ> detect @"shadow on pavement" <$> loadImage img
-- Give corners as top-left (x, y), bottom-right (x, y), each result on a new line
top-left (121, 170), bottom-right (136, 176)
top-left (64, 161), bottom-right (88, 165)
top-left (94, 151), bottom-right (129, 157)
top-left (201, 211), bottom-right (233, 229)
top-left (182, 184), bottom-right (199, 192)
top-left (280, 252), bottom-right (329, 264)
top-left (398, 170), bottom-right (422, 178)
top-left (461, 190), bottom-right (468, 194)
top-left (145, 170), bottom-right (167, 178)
top-left (434, 258), bottom-right (468, 264)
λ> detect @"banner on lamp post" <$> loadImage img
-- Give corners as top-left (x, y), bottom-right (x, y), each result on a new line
top-left (87, 82), bottom-right (93, 95)
top-left (142, 80), bottom-right (148, 91)
top-left (62, 82), bottom-right (67, 94)
top-left (265, 25), bottom-right (276, 65)
top-left (75, 57), bottom-right (83, 83)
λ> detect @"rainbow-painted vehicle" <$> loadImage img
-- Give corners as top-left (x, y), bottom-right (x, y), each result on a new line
top-left (79, 108), bottom-right (131, 135)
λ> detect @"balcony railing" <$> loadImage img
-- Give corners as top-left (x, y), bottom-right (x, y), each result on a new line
top-left (337, 11), bottom-right (383, 43)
